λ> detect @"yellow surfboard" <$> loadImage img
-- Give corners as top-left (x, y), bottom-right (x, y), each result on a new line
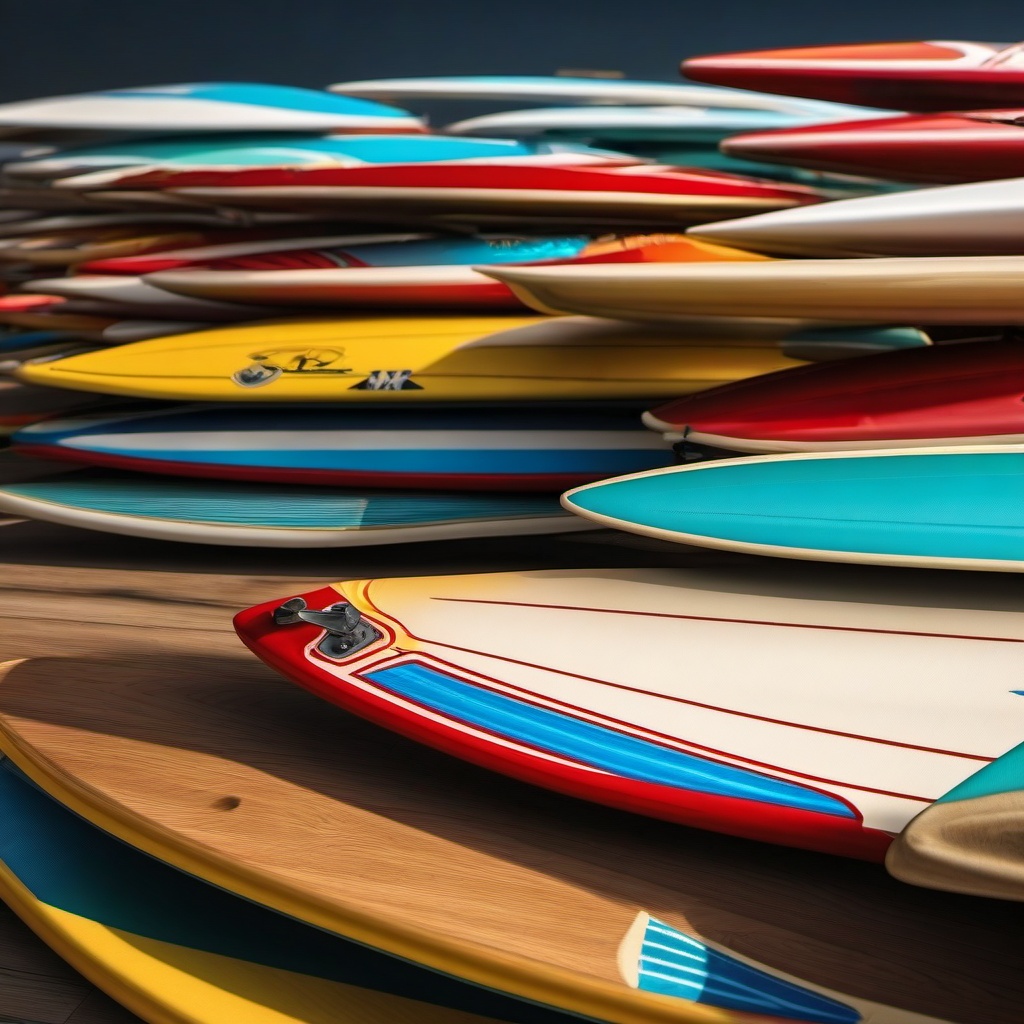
top-left (13, 315), bottom-right (809, 403)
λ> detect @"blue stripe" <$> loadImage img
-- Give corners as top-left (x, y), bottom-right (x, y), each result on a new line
top-left (17, 406), bottom-right (652, 439)
top-left (53, 447), bottom-right (671, 477)
top-left (637, 917), bottom-right (859, 1023)
top-left (105, 83), bottom-right (413, 119)
top-left (363, 662), bottom-right (854, 818)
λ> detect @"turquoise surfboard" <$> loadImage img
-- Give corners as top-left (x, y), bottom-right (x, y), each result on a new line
top-left (0, 470), bottom-right (590, 546)
top-left (562, 447), bottom-right (1024, 571)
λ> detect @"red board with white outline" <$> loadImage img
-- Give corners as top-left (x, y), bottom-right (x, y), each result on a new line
top-left (235, 567), bottom-right (1024, 861)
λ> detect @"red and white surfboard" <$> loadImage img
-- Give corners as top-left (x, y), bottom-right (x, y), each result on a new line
top-left (683, 40), bottom-right (1024, 111)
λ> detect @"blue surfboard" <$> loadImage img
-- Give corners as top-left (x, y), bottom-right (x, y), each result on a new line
top-left (12, 404), bottom-right (674, 490)
top-left (562, 447), bottom-right (1024, 571)
top-left (0, 470), bottom-right (591, 546)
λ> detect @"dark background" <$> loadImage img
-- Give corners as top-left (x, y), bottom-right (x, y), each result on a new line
top-left (0, 0), bottom-right (1021, 103)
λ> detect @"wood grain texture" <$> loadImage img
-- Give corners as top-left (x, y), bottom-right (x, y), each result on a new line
top-left (888, 791), bottom-right (1024, 901)
top-left (0, 649), bottom-right (1022, 1023)
top-left (0, 450), bottom-right (1021, 1024)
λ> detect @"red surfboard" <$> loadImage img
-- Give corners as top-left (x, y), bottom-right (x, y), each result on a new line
top-left (683, 40), bottom-right (1024, 112)
top-left (644, 339), bottom-right (1024, 453)
top-left (724, 110), bottom-right (1024, 184)
top-left (58, 163), bottom-right (823, 226)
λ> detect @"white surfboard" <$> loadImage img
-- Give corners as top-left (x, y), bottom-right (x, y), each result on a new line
top-left (328, 74), bottom-right (886, 117)
top-left (25, 276), bottom-right (275, 320)
top-left (689, 176), bottom-right (1024, 256)
top-left (0, 83), bottom-right (422, 134)
top-left (250, 564), bottom-right (1024, 861)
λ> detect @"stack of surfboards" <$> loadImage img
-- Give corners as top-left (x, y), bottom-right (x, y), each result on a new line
top-left (3, 61), bottom-right (1024, 1024)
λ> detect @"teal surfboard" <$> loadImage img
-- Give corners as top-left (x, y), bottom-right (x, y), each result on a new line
top-left (0, 470), bottom-right (589, 546)
top-left (562, 447), bottom-right (1024, 571)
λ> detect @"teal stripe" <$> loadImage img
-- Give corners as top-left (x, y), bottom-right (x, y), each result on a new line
top-left (2, 474), bottom-right (567, 527)
top-left (934, 740), bottom-right (1024, 805)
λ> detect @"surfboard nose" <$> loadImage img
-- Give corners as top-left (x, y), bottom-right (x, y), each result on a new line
top-left (233, 585), bottom-right (344, 660)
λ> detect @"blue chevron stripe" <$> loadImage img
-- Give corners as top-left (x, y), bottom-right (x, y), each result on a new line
top-left (636, 917), bottom-right (859, 1023)
top-left (363, 662), bottom-right (855, 818)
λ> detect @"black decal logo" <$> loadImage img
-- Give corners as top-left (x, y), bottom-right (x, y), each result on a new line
top-left (231, 347), bottom-right (353, 388)
top-left (349, 369), bottom-right (422, 391)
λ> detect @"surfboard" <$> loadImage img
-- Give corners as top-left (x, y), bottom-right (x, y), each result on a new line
top-left (485, 257), bottom-right (1024, 323)
top-left (11, 404), bottom-right (675, 490)
top-left (27, 274), bottom-right (281, 320)
top-left (11, 316), bottom-right (812, 403)
top-left (0, 470), bottom-right (588, 546)
top-left (444, 105), bottom-right (850, 144)
top-left (886, 740), bottom-right (1024, 902)
top-left (0, 328), bottom-right (79, 355)
top-left (643, 339), bottom-right (1024, 453)
top-left (687, 176), bottom-right (1024, 256)
top-left (78, 230), bottom-right (424, 275)
top-left (721, 110), bottom-right (1024, 185)
top-left (138, 233), bottom-right (763, 310)
top-left (681, 40), bottom-right (1024, 111)
top-left (57, 147), bottom-right (635, 193)
top-left (561, 447), bottom-right (1024, 571)
top-left (0, 653), bottom-right (1007, 1024)
top-left (0, 850), bottom-right (139, 1024)
top-left (0, 82), bottom-right (424, 134)
top-left (4, 132), bottom-right (613, 180)
top-left (328, 74), bottom-right (889, 117)
top-left (236, 562), bottom-right (1024, 862)
top-left (0, 221), bottom-right (361, 267)
top-left (0, 754), bottom-right (584, 1024)
top-left (144, 235), bottom-right (595, 310)
top-left (80, 164), bottom-right (822, 230)
top-left (0, 380), bottom-right (115, 434)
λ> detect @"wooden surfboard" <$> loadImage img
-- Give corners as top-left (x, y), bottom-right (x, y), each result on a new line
top-left (0, 753), bottom-right (583, 1024)
top-left (643, 339), bottom-right (1024, 453)
top-left (886, 740), bottom-right (1024, 902)
top-left (0, 650), bottom-right (1012, 1023)
top-left (561, 447), bottom-right (1024, 571)
top-left (485, 258), bottom-right (1024, 323)
top-left (10, 316), bottom-right (813, 403)
top-left (687, 176), bottom-right (1024, 257)
top-left (681, 40), bottom-right (1024, 112)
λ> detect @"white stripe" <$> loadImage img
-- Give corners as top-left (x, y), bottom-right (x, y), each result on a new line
top-left (55, 428), bottom-right (670, 453)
